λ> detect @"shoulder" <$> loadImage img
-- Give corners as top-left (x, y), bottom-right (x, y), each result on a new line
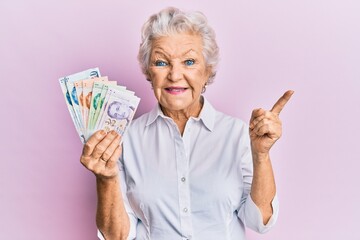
top-left (201, 97), bottom-right (248, 134)
top-left (126, 111), bottom-right (151, 134)
top-left (213, 109), bottom-right (248, 135)
top-left (212, 110), bottom-right (252, 161)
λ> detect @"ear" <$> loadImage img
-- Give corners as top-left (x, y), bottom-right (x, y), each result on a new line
top-left (145, 70), bottom-right (151, 82)
top-left (205, 66), bottom-right (212, 81)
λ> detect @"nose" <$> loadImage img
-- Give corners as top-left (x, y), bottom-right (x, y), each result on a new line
top-left (167, 63), bottom-right (183, 82)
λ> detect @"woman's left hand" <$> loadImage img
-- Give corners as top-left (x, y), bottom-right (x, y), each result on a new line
top-left (249, 90), bottom-right (294, 158)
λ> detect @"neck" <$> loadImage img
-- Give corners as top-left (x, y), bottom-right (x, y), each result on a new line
top-left (161, 97), bottom-right (204, 135)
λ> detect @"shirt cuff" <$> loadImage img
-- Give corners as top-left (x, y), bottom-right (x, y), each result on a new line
top-left (243, 194), bottom-right (279, 233)
top-left (97, 229), bottom-right (105, 240)
top-left (97, 221), bottom-right (137, 240)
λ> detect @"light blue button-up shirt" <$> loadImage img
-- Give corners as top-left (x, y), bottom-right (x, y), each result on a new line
top-left (98, 98), bottom-right (279, 240)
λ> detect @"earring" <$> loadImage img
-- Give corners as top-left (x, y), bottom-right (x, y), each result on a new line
top-left (201, 83), bottom-right (208, 93)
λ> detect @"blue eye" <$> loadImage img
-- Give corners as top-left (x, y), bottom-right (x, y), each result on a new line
top-left (184, 59), bottom-right (195, 66)
top-left (155, 61), bottom-right (167, 66)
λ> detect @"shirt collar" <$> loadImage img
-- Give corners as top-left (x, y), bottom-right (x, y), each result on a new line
top-left (145, 96), bottom-right (216, 132)
top-left (145, 103), bottom-right (166, 127)
top-left (197, 97), bottom-right (215, 131)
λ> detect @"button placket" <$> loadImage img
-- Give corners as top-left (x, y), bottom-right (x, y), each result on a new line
top-left (175, 133), bottom-right (193, 237)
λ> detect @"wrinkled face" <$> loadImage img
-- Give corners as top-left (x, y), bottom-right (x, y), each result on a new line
top-left (147, 33), bottom-right (211, 113)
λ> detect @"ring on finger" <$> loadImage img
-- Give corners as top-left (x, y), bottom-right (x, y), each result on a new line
top-left (100, 157), bottom-right (108, 162)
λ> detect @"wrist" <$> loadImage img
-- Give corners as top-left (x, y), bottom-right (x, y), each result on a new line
top-left (96, 174), bottom-right (119, 185)
top-left (252, 151), bottom-right (270, 163)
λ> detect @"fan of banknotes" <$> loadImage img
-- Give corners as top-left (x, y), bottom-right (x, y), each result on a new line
top-left (59, 67), bottom-right (140, 143)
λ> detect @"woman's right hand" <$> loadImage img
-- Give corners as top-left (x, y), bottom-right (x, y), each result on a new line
top-left (80, 130), bottom-right (122, 179)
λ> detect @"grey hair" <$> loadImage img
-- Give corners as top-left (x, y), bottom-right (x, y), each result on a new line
top-left (138, 7), bottom-right (219, 84)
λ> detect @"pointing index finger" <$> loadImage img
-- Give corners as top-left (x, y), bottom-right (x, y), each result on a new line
top-left (270, 90), bottom-right (294, 114)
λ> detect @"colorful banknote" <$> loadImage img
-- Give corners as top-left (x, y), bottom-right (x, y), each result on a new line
top-left (59, 67), bottom-right (101, 142)
top-left (92, 87), bottom-right (140, 138)
top-left (59, 68), bottom-right (140, 143)
top-left (82, 77), bottom-right (108, 135)
top-left (59, 77), bottom-right (83, 141)
top-left (88, 81), bottom-right (118, 132)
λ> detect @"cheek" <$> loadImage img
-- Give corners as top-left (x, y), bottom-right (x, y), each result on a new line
top-left (191, 69), bottom-right (209, 87)
top-left (191, 79), bottom-right (204, 90)
top-left (148, 69), bottom-right (166, 86)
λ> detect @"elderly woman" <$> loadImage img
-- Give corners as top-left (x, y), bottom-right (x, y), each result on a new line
top-left (81, 7), bottom-right (293, 240)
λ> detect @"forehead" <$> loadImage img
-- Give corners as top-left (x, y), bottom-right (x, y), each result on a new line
top-left (151, 33), bottom-right (203, 57)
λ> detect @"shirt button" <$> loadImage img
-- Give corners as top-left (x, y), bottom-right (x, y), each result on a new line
top-left (181, 177), bottom-right (186, 182)
top-left (183, 208), bottom-right (188, 213)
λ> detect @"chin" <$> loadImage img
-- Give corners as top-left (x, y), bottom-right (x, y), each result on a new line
top-left (161, 100), bottom-right (191, 112)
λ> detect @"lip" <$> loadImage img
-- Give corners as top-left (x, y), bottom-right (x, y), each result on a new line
top-left (164, 87), bottom-right (188, 95)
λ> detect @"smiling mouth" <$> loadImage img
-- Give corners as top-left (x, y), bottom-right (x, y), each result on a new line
top-left (164, 87), bottom-right (188, 94)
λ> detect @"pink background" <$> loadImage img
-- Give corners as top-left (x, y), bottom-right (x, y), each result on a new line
top-left (1, 0), bottom-right (359, 239)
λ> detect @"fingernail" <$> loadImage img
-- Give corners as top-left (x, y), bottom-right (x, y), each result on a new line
top-left (100, 130), bottom-right (106, 135)
top-left (111, 130), bottom-right (117, 136)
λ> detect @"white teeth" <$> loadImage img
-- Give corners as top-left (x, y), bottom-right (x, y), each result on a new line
top-left (167, 88), bottom-right (185, 92)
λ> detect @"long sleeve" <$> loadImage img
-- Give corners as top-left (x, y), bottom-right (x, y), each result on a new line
top-left (240, 194), bottom-right (279, 233)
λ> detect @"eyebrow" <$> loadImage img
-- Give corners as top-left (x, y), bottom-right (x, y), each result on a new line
top-left (182, 49), bottom-right (197, 56)
top-left (153, 50), bottom-right (168, 58)
top-left (152, 48), bottom-right (198, 58)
